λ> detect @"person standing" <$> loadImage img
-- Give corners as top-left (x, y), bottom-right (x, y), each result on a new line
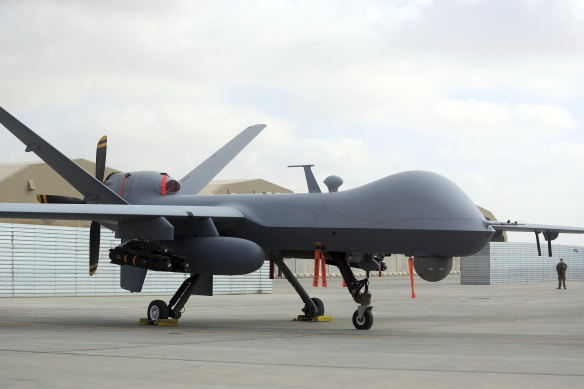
top-left (556, 258), bottom-right (567, 289)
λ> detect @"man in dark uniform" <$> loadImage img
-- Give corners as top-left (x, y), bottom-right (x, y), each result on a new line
top-left (556, 258), bottom-right (567, 289)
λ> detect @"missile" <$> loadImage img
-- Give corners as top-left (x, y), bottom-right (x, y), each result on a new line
top-left (109, 246), bottom-right (190, 273)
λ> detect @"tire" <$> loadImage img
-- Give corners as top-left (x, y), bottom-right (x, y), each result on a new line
top-left (352, 309), bottom-right (374, 330)
top-left (311, 297), bottom-right (325, 316)
top-left (148, 300), bottom-right (169, 321)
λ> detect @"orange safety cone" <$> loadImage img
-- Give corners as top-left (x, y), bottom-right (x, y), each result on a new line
top-left (313, 250), bottom-right (320, 287)
top-left (320, 251), bottom-right (327, 287)
top-left (408, 257), bottom-right (416, 298)
top-left (313, 249), bottom-right (327, 287)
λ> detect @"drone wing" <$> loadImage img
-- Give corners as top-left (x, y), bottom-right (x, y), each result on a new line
top-left (179, 124), bottom-right (266, 195)
top-left (0, 106), bottom-right (126, 205)
top-left (488, 221), bottom-right (584, 234)
top-left (488, 221), bottom-right (584, 256)
top-left (0, 203), bottom-right (244, 240)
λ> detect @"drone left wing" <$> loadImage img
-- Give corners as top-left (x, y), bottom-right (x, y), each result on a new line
top-left (0, 203), bottom-right (244, 240)
top-left (488, 222), bottom-right (584, 234)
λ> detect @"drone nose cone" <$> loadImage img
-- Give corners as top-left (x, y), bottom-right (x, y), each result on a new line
top-left (331, 171), bottom-right (485, 230)
top-left (403, 171), bottom-right (482, 219)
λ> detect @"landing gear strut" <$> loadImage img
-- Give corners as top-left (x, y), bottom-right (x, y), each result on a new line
top-left (147, 274), bottom-right (201, 322)
top-left (332, 252), bottom-right (374, 330)
top-left (268, 250), bottom-right (324, 319)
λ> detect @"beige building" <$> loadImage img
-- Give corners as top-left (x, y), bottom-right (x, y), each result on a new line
top-left (198, 179), bottom-right (292, 195)
top-left (0, 159), bottom-right (118, 227)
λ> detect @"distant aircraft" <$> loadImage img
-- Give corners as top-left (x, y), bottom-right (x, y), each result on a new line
top-left (1, 106), bottom-right (583, 330)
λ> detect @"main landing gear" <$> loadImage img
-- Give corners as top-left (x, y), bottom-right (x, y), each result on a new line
top-left (147, 274), bottom-right (200, 322)
top-left (268, 250), bottom-right (325, 320)
top-left (331, 252), bottom-right (374, 330)
top-left (270, 250), bottom-right (374, 330)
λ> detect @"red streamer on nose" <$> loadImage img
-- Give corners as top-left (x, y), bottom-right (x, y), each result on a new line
top-left (408, 257), bottom-right (416, 298)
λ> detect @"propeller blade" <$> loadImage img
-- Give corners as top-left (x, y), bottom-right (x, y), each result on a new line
top-left (36, 194), bottom-right (86, 204)
top-left (89, 221), bottom-right (100, 276)
top-left (89, 135), bottom-right (107, 276)
top-left (96, 135), bottom-right (107, 182)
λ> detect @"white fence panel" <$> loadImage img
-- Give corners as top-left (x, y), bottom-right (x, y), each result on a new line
top-left (0, 223), bottom-right (272, 296)
top-left (462, 242), bottom-right (584, 284)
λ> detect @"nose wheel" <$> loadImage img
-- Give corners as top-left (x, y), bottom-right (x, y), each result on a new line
top-left (352, 307), bottom-right (374, 330)
top-left (332, 252), bottom-right (375, 330)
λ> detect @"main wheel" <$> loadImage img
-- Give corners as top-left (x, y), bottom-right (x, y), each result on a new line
top-left (311, 297), bottom-right (325, 316)
top-left (303, 297), bottom-right (325, 317)
top-left (352, 309), bottom-right (373, 330)
top-left (148, 300), bottom-right (169, 321)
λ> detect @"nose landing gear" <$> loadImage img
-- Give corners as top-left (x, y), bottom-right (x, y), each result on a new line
top-left (332, 252), bottom-right (374, 330)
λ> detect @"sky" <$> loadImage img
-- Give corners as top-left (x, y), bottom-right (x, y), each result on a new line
top-left (0, 0), bottom-right (583, 244)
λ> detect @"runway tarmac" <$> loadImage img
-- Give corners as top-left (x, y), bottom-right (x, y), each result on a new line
top-left (1, 276), bottom-right (583, 388)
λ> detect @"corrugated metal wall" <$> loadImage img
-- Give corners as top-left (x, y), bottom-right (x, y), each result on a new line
top-left (461, 242), bottom-right (584, 285)
top-left (460, 242), bottom-right (490, 285)
top-left (0, 223), bottom-right (272, 297)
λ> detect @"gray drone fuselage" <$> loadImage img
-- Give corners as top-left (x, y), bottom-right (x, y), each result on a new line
top-left (127, 170), bottom-right (493, 259)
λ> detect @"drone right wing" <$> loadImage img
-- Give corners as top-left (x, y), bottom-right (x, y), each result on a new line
top-left (179, 124), bottom-right (266, 195)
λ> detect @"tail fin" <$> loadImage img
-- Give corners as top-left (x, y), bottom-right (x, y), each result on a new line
top-left (288, 164), bottom-right (322, 193)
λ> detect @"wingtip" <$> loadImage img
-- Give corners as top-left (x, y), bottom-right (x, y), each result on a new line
top-left (247, 124), bottom-right (267, 131)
